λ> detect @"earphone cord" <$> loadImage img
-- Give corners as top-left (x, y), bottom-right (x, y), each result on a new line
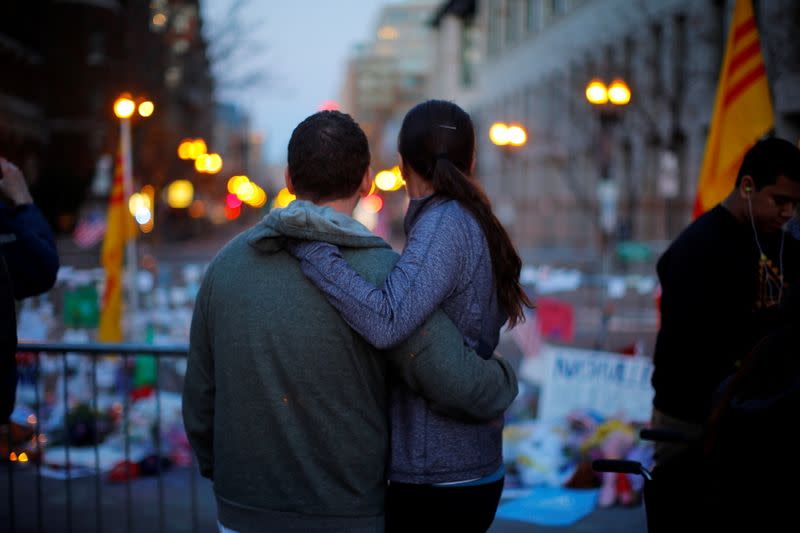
top-left (747, 194), bottom-right (765, 257)
top-left (748, 194), bottom-right (786, 302)
top-left (779, 223), bottom-right (786, 302)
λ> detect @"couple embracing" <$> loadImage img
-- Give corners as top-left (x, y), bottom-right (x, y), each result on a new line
top-left (183, 100), bottom-right (532, 532)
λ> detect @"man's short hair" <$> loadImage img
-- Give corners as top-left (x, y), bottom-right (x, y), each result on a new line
top-left (287, 111), bottom-right (370, 201)
top-left (736, 137), bottom-right (800, 189)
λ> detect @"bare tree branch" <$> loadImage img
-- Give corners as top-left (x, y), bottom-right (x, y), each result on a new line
top-left (204, 0), bottom-right (271, 98)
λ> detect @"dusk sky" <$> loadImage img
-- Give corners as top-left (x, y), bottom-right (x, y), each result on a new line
top-left (202, 0), bottom-right (401, 166)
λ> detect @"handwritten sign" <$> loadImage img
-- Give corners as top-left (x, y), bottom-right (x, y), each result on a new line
top-left (527, 345), bottom-right (654, 423)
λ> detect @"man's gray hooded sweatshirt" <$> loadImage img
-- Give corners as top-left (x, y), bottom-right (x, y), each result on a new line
top-left (182, 200), bottom-right (518, 533)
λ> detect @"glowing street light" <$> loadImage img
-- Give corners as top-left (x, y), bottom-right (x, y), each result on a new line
top-left (227, 175), bottom-right (250, 194)
top-left (194, 154), bottom-right (208, 172)
top-left (192, 139), bottom-right (207, 158)
top-left (138, 100), bottom-right (155, 117)
top-left (375, 169), bottom-right (404, 191)
top-left (246, 186), bottom-right (268, 208)
top-left (507, 125), bottom-right (527, 147)
top-left (585, 78), bottom-right (631, 106)
top-left (235, 181), bottom-right (256, 202)
top-left (489, 123), bottom-right (510, 146)
top-left (227, 175), bottom-right (247, 193)
top-left (585, 79), bottom-right (609, 105)
top-left (205, 153), bottom-right (223, 174)
top-left (274, 187), bottom-right (296, 208)
top-left (178, 139), bottom-right (194, 160)
top-left (114, 96), bottom-right (136, 119)
top-left (128, 192), bottom-right (151, 216)
top-left (194, 152), bottom-right (222, 173)
top-left (178, 138), bottom-right (208, 160)
top-left (490, 122), bottom-right (527, 148)
top-left (134, 209), bottom-right (152, 225)
top-left (167, 179), bottom-right (194, 208)
top-left (607, 79), bottom-right (631, 106)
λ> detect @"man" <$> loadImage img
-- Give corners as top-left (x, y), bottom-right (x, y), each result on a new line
top-left (182, 111), bottom-right (518, 533)
top-left (649, 137), bottom-right (800, 526)
top-left (1, 158), bottom-right (59, 424)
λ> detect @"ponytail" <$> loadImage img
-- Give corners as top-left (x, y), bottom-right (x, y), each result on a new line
top-left (431, 158), bottom-right (533, 327)
top-left (398, 99), bottom-right (533, 326)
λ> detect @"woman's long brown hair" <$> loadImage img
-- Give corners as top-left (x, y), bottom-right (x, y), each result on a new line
top-left (398, 100), bottom-right (533, 326)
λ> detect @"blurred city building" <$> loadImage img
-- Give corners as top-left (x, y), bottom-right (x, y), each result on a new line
top-left (340, 0), bottom-right (440, 170)
top-left (200, 102), bottom-right (268, 228)
top-left (213, 103), bottom-right (266, 183)
top-left (427, 0), bottom-right (800, 266)
top-left (428, 0), bottom-right (482, 105)
top-left (0, 0), bottom-right (215, 241)
top-left (0, 1), bottom-right (49, 212)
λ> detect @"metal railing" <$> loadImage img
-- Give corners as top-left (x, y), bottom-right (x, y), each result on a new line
top-left (2, 342), bottom-right (203, 533)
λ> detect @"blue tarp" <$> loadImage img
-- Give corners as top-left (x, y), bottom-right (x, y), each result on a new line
top-left (496, 487), bottom-right (599, 527)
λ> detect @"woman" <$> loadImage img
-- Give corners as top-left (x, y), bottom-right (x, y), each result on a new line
top-left (289, 100), bottom-right (532, 532)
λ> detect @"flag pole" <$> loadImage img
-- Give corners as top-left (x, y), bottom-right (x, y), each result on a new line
top-left (119, 117), bottom-right (139, 340)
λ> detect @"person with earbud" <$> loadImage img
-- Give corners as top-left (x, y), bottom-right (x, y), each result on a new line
top-left (648, 137), bottom-right (800, 529)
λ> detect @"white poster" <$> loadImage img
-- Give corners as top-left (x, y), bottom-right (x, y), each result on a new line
top-left (524, 345), bottom-right (654, 423)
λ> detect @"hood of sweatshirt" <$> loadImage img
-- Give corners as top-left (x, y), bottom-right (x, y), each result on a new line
top-left (247, 199), bottom-right (390, 253)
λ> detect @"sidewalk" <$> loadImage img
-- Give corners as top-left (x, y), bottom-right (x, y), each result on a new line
top-left (1, 466), bottom-right (647, 532)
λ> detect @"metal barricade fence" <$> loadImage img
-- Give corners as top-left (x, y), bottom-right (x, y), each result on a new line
top-left (2, 342), bottom-right (204, 533)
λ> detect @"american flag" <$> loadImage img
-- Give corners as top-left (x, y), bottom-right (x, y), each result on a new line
top-left (73, 211), bottom-right (106, 249)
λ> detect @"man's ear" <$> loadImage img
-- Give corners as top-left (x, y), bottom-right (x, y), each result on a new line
top-left (359, 167), bottom-right (373, 197)
top-left (740, 176), bottom-right (754, 198)
top-left (285, 167), bottom-right (295, 194)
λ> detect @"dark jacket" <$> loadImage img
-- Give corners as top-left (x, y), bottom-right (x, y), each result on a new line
top-left (0, 202), bottom-right (59, 422)
top-left (651, 205), bottom-right (799, 423)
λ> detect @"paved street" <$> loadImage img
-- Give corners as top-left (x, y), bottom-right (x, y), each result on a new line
top-left (2, 466), bottom-right (646, 532)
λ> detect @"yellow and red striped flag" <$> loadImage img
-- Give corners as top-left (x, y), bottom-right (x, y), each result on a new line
top-left (694, 0), bottom-right (773, 217)
top-left (97, 148), bottom-right (135, 342)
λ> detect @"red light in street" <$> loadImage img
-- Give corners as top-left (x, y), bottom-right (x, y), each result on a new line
top-left (319, 100), bottom-right (340, 111)
top-left (361, 194), bottom-right (383, 214)
top-left (225, 204), bottom-right (241, 220)
top-left (226, 193), bottom-right (243, 209)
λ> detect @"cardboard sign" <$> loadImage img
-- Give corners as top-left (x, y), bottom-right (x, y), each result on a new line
top-left (528, 345), bottom-right (654, 423)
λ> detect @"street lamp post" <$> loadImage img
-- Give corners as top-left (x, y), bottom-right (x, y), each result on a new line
top-left (489, 122), bottom-right (528, 149)
top-left (113, 94), bottom-right (154, 339)
top-left (489, 121), bottom-right (527, 179)
top-left (584, 78), bottom-right (631, 274)
top-left (488, 121), bottom-right (528, 242)
top-left (584, 78), bottom-right (631, 350)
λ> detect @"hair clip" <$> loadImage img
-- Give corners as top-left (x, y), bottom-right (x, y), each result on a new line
top-left (438, 124), bottom-right (457, 130)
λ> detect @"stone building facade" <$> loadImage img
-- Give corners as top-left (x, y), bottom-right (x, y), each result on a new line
top-left (428, 0), bottom-right (800, 263)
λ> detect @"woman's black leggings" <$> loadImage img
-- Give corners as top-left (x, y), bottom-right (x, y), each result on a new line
top-left (386, 478), bottom-right (504, 533)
